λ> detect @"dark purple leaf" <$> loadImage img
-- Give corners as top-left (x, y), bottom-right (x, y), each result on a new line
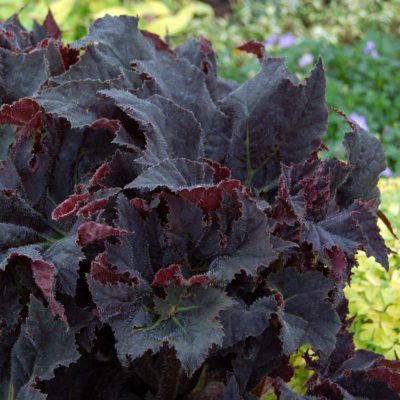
top-left (269, 268), bottom-right (341, 362)
top-left (10, 296), bottom-right (79, 396)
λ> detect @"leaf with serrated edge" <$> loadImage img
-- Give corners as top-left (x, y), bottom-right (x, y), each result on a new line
top-left (269, 268), bottom-right (340, 363)
top-left (10, 296), bottom-right (79, 396)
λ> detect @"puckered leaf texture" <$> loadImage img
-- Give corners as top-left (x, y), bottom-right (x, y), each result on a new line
top-left (0, 12), bottom-right (393, 400)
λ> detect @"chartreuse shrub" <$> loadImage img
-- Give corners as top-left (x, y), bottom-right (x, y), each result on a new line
top-left (1, 12), bottom-right (400, 400)
top-left (345, 178), bottom-right (400, 359)
top-left (0, 0), bottom-right (213, 42)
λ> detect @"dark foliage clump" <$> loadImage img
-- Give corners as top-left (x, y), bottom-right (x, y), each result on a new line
top-left (0, 10), bottom-right (398, 400)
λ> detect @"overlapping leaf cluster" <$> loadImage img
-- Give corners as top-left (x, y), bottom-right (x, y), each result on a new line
top-left (0, 11), bottom-right (398, 400)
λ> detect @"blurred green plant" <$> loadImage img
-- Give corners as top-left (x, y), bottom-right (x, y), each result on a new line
top-left (0, 0), bottom-right (213, 42)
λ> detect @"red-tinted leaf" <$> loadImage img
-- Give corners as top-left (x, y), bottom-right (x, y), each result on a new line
top-left (325, 246), bottom-right (347, 283)
top-left (43, 10), bottom-right (61, 40)
top-left (368, 360), bottom-right (400, 394)
top-left (90, 252), bottom-right (137, 285)
top-left (152, 264), bottom-right (182, 288)
top-left (51, 193), bottom-right (90, 221)
top-left (77, 221), bottom-right (129, 246)
top-left (140, 30), bottom-right (176, 56)
top-left (179, 179), bottom-right (243, 213)
top-left (236, 40), bottom-right (265, 59)
top-left (77, 198), bottom-right (108, 218)
top-left (89, 162), bottom-right (110, 186)
top-left (152, 264), bottom-right (207, 288)
top-left (0, 98), bottom-right (41, 136)
top-left (31, 260), bottom-right (68, 326)
top-left (59, 44), bottom-right (80, 70)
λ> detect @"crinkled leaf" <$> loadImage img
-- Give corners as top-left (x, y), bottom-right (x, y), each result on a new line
top-left (176, 36), bottom-right (237, 102)
top-left (100, 90), bottom-right (204, 165)
top-left (301, 200), bottom-right (388, 268)
top-left (0, 48), bottom-right (47, 103)
top-left (15, 383), bottom-right (47, 400)
top-left (163, 194), bottom-right (206, 263)
top-left (338, 126), bottom-right (386, 207)
top-left (221, 296), bottom-right (276, 348)
top-left (51, 42), bottom-right (141, 85)
top-left (232, 326), bottom-right (283, 392)
top-left (220, 58), bottom-right (327, 188)
top-left (0, 98), bottom-right (41, 135)
top-left (0, 125), bottom-right (14, 160)
top-left (0, 244), bottom-right (43, 271)
top-left (134, 58), bottom-right (230, 161)
top-left (209, 196), bottom-right (276, 282)
top-left (43, 10), bottom-right (61, 40)
top-left (105, 194), bottom-right (152, 280)
top-left (0, 190), bottom-right (47, 230)
top-left (10, 296), bottom-right (79, 395)
top-left (77, 221), bottom-right (129, 246)
top-left (45, 40), bottom-right (66, 77)
top-left (72, 15), bottom-right (157, 64)
top-left (269, 268), bottom-right (340, 362)
top-left (0, 222), bottom-right (41, 252)
top-left (92, 279), bottom-right (234, 376)
top-left (35, 79), bottom-right (117, 129)
top-left (126, 158), bottom-right (214, 191)
top-left (31, 260), bottom-right (67, 325)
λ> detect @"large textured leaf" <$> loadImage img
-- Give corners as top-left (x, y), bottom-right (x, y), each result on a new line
top-left (176, 36), bottom-right (238, 102)
top-left (0, 222), bottom-right (41, 252)
top-left (220, 58), bottom-right (327, 188)
top-left (100, 90), bottom-right (204, 165)
top-left (338, 126), bottom-right (386, 207)
top-left (129, 285), bottom-right (234, 376)
top-left (0, 48), bottom-right (47, 103)
top-left (31, 260), bottom-right (67, 324)
top-left (35, 80), bottom-right (117, 128)
top-left (163, 194), bottom-right (206, 263)
top-left (105, 194), bottom-right (152, 280)
top-left (51, 43), bottom-right (142, 85)
top-left (209, 196), bottom-right (276, 282)
top-left (91, 276), bottom-right (233, 376)
top-left (232, 325), bottom-right (283, 392)
top-left (72, 15), bottom-right (157, 64)
top-left (269, 268), bottom-right (341, 362)
top-left (10, 296), bottom-right (79, 396)
top-left (126, 158), bottom-right (215, 191)
top-left (221, 296), bottom-right (276, 347)
top-left (134, 57), bottom-right (230, 161)
top-left (0, 190), bottom-right (47, 230)
top-left (301, 200), bottom-right (388, 268)
top-left (0, 244), bottom-right (43, 271)
top-left (43, 232), bottom-right (83, 296)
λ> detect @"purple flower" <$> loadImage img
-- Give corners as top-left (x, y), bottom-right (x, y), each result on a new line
top-left (349, 112), bottom-right (369, 131)
top-left (264, 33), bottom-right (280, 47)
top-left (364, 40), bottom-right (375, 53)
top-left (278, 33), bottom-right (296, 48)
top-left (370, 49), bottom-right (379, 58)
top-left (384, 126), bottom-right (392, 135)
top-left (363, 40), bottom-right (379, 58)
top-left (380, 167), bottom-right (393, 177)
top-left (298, 53), bottom-right (314, 68)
